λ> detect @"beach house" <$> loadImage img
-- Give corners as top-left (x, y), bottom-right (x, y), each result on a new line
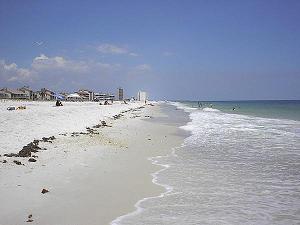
top-left (40, 88), bottom-right (56, 101)
top-left (66, 93), bottom-right (82, 101)
top-left (0, 88), bottom-right (29, 99)
top-left (76, 89), bottom-right (94, 101)
top-left (19, 86), bottom-right (34, 100)
top-left (0, 90), bottom-right (10, 99)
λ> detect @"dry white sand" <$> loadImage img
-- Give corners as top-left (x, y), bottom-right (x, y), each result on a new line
top-left (0, 103), bottom-right (187, 225)
top-left (0, 100), bottom-right (144, 155)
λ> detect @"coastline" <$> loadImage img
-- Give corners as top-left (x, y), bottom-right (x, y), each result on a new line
top-left (0, 102), bottom-right (189, 225)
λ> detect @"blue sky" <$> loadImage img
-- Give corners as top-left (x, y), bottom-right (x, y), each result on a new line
top-left (0, 0), bottom-right (299, 100)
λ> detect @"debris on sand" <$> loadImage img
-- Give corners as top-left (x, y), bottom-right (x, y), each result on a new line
top-left (26, 214), bottom-right (33, 223)
top-left (28, 158), bottom-right (37, 162)
top-left (86, 127), bottom-right (99, 135)
top-left (71, 132), bottom-right (80, 137)
top-left (13, 160), bottom-right (23, 165)
top-left (26, 219), bottom-right (33, 223)
top-left (2, 160), bottom-right (7, 163)
top-left (3, 153), bottom-right (18, 157)
top-left (41, 136), bottom-right (55, 143)
top-left (4, 136), bottom-right (56, 161)
top-left (113, 114), bottom-right (123, 120)
top-left (41, 188), bottom-right (49, 194)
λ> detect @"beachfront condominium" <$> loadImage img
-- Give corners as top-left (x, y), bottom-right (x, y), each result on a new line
top-left (137, 91), bottom-right (147, 102)
top-left (117, 88), bottom-right (124, 101)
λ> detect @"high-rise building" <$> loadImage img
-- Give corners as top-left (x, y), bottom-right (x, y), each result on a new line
top-left (117, 87), bottom-right (123, 101)
top-left (137, 91), bottom-right (147, 102)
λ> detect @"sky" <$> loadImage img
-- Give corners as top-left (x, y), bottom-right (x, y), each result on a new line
top-left (0, 0), bottom-right (300, 100)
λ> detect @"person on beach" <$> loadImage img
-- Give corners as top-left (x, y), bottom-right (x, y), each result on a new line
top-left (56, 100), bottom-right (63, 106)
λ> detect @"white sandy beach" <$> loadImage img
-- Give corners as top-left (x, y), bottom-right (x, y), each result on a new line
top-left (0, 100), bottom-right (145, 155)
top-left (0, 101), bottom-right (187, 225)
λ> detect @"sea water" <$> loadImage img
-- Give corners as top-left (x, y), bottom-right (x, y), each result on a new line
top-left (112, 101), bottom-right (300, 225)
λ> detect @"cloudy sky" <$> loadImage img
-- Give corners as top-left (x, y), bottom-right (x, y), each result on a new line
top-left (0, 0), bottom-right (299, 100)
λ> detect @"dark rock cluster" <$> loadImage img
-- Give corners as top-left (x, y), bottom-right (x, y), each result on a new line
top-left (13, 160), bottom-right (23, 165)
top-left (41, 188), bottom-right (49, 194)
top-left (41, 136), bottom-right (56, 143)
top-left (3, 136), bottom-right (56, 163)
top-left (86, 127), bottom-right (99, 134)
top-left (113, 114), bottom-right (123, 120)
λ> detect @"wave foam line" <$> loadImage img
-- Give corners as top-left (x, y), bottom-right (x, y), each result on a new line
top-left (110, 148), bottom-right (180, 225)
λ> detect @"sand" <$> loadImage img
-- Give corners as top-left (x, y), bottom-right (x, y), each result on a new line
top-left (0, 100), bottom-right (144, 155)
top-left (0, 103), bottom-right (188, 225)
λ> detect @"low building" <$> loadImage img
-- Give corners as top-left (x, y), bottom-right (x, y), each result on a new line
top-left (0, 90), bottom-right (10, 99)
top-left (59, 92), bottom-right (69, 100)
top-left (66, 93), bottom-right (83, 101)
top-left (76, 89), bottom-right (94, 101)
top-left (0, 88), bottom-right (29, 99)
top-left (94, 93), bottom-right (114, 101)
top-left (19, 86), bottom-right (34, 100)
top-left (41, 88), bottom-right (56, 101)
top-left (33, 91), bottom-right (42, 101)
top-left (137, 91), bottom-right (147, 102)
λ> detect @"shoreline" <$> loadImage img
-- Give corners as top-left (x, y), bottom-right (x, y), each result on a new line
top-left (0, 102), bottom-right (189, 225)
top-left (111, 148), bottom-right (178, 225)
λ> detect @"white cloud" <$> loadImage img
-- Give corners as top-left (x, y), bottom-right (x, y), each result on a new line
top-left (0, 54), bottom-right (122, 84)
top-left (163, 51), bottom-right (174, 56)
top-left (32, 54), bottom-right (89, 73)
top-left (0, 54), bottom-right (152, 91)
top-left (129, 52), bottom-right (139, 57)
top-left (134, 64), bottom-right (151, 72)
top-left (0, 60), bottom-right (35, 82)
top-left (96, 43), bottom-right (139, 57)
top-left (97, 44), bottom-right (128, 54)
top-left (128, 64), bottom-right (152, 76)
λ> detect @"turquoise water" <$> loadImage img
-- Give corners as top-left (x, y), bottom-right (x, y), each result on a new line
top-left (180, 100), bottom-right (300, 121)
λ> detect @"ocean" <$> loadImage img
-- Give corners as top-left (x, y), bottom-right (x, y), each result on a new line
top-left (113, 101), bottom-right (300, 225)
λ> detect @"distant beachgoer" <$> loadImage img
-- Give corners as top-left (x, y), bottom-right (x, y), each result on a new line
top-left (233, 107), bottom-right (236, 111)
top-left (56, 100), bottom-right (63, 106)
